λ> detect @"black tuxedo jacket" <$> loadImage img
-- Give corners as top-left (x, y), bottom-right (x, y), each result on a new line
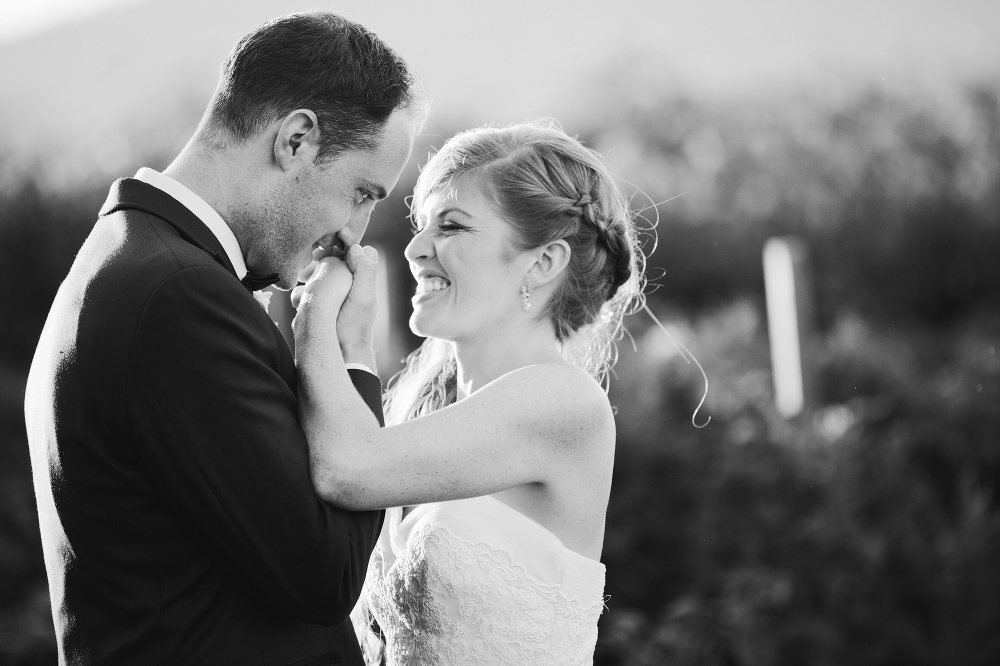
top-left (24, 178), bottom-right (383, 665)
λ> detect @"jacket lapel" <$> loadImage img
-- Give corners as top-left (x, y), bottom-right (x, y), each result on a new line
top-left (100, 178), bottom-right (239, 278)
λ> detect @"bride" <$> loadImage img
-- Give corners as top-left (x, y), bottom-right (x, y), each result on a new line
top-left (293, 120), bottom-right (644, 665)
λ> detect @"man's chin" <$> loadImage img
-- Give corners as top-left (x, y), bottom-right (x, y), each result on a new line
top-left (271, 275), bottom-right (297, 292)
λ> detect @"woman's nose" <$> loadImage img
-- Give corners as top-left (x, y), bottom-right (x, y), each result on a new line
top-left (404, 227), bottom-right (433, 262)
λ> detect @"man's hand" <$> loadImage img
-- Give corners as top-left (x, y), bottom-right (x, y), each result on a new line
top-left (291, 244), bottom-right (379, 370)
top-left (337, 245), bottom-right (379, 369)
top-left (292, 250), bottom-right (354, 363)
top-left (291, 245), bottom-right (333, 309)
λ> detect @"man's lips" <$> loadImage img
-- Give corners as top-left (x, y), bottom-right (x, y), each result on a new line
top-left (314, 237), bottom-right (347, 253)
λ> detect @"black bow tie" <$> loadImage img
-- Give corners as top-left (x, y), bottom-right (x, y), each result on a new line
top-left (241, 271), bottom-right (280, 292)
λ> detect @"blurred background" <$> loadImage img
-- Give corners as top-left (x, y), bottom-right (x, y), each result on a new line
top-left (2, 1), bottom-right (999, 664)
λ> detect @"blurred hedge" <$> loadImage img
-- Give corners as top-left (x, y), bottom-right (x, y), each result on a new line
top-left (586, 80), bottom-right (1000, 665)
top-left (598, 303), bottom-right (1000, 665)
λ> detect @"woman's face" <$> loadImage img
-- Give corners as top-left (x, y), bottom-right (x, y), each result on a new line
top-left (405, 177), bottom-right (528, 342)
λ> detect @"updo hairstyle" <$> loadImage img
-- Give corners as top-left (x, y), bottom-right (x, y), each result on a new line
top-left (385, 120), bottom-right (646, 424)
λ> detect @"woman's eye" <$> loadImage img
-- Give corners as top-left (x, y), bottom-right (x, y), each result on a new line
top-left (410, 220), bottom-right (463, 236)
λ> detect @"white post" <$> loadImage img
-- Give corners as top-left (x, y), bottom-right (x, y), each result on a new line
top-left (763, 237), bottom-right (808, 418)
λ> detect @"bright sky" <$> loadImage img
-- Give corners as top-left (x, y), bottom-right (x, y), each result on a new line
top-left (1, 0), bottom-right (997, 192)
top-left (6, 1), bottom-right (999, 84)
top-left (0, 0), bottom-right (141, 43)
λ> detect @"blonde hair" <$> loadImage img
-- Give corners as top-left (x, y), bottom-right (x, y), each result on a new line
top-left (385, 120), bottom-right (647, 425)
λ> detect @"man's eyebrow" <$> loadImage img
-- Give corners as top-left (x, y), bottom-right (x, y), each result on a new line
top-left (359, 179), bottom-right (388, 200)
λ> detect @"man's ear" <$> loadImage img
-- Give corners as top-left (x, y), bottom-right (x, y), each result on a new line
top-left (525, 239), bottom-right (571, 289)
top-left (273, 109), bottom-right (320, 171)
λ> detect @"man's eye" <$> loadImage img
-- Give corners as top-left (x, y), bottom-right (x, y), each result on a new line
top-left (355, 190), bottom-right (374, 205)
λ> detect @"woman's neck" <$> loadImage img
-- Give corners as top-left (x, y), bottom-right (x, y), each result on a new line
top-left (451, 319), bottom-right (566, 400)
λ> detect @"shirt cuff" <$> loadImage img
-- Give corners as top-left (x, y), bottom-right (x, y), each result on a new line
top-left (344, 362), bottom-right (377, 377)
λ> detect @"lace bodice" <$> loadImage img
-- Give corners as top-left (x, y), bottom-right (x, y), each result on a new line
top-left (356, 495), bottom-right (606, 666)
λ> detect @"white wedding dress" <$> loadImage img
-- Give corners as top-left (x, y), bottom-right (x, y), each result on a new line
top-left (356, 494), bottom-right (606, 665)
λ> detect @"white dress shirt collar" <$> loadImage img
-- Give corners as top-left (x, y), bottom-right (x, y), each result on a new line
top-left (133, 167), bottom-right (247, 280)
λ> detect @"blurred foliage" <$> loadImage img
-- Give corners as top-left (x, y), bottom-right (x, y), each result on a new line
top-left (599, 302), bottom-right (1000, 665)
top-left (587, 82), bottom-right (1000, 326)
top-left (1, 79), bottom-right (999, 664)
top-left (588, 80), bottom-right (1000, 664)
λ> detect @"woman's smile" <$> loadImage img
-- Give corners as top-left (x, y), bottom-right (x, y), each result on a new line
top-left (412, 271), bottom-right (452, 305)
top-left (414, 276), bottom-right (451, 295)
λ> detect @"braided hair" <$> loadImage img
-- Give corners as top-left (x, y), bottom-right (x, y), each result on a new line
top-left (385, 119), bottom-right (647, 425)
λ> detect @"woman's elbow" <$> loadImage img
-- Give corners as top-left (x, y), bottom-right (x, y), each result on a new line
top-left (311, 461), bottom-right (369, 510)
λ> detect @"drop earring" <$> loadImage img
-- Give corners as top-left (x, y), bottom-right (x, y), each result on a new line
top-left (520, 285), bottom-right (532, 312)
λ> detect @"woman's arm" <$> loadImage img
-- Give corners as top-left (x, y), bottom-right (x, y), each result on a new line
top-left (299, 345), bottom-right (613, 509)
top-left (294, 253), bottom-right (614, 510)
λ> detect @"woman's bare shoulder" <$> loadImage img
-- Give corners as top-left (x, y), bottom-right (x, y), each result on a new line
top-left (481, 363), bottom-right (615, 441)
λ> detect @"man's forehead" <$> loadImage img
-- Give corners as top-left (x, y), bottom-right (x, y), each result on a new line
top-left (380, 109), bottom-right (418, 157)
top-left (358, 110), bottom-right (417, 191)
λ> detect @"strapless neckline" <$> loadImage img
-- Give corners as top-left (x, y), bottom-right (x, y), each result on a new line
top-left (394, 495), bottom-right (604, 567)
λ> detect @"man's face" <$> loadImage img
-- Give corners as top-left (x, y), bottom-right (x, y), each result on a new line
top-left (261, 108), bottom-right (416, 289)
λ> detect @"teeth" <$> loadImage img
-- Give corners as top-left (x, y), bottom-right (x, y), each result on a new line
top-left (416, 277), bottom-right (451, 294)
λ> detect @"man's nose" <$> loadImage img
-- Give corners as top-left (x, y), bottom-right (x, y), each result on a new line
top-left (346, 210), bottom-right (374, 245)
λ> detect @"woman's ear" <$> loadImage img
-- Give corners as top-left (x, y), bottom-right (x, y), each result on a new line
top-left (525, 239), bottom-right (571, 289)
top-left (273, 109), bottom-right (320, 170)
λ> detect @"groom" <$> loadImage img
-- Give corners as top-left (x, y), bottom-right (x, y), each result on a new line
top-left (24, 12), bottom-right (423, 665)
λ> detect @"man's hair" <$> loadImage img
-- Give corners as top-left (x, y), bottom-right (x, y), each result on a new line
top-left (205, 12), bottom-right (421, 161)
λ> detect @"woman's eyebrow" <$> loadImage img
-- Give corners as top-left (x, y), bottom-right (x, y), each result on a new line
top-left (436, 206), bottom-right (472, 219)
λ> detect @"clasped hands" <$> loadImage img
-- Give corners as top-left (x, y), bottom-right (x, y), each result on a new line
top-left (292, 244), bottom-right (379, 370)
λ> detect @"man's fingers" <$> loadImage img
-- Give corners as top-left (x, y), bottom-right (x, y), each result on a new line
top-left (345, 245), bottom-right (364, 272)
top-left (309, 258), bottom-right (334, 283)
top-left (299, 244), bottom-right (349, 283)
top-left (341, 245), bottom-right (378, 326)
top-left (293, 257), bottom-right (352, 309)
top-left (290, 284), bottom-right (305, 309)
top-left (334, 246), bottom-right (379, 358)
top-left (297, 261), bottom-right (317, 285)
top-left (345, 244), bottom-right (379, 273)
